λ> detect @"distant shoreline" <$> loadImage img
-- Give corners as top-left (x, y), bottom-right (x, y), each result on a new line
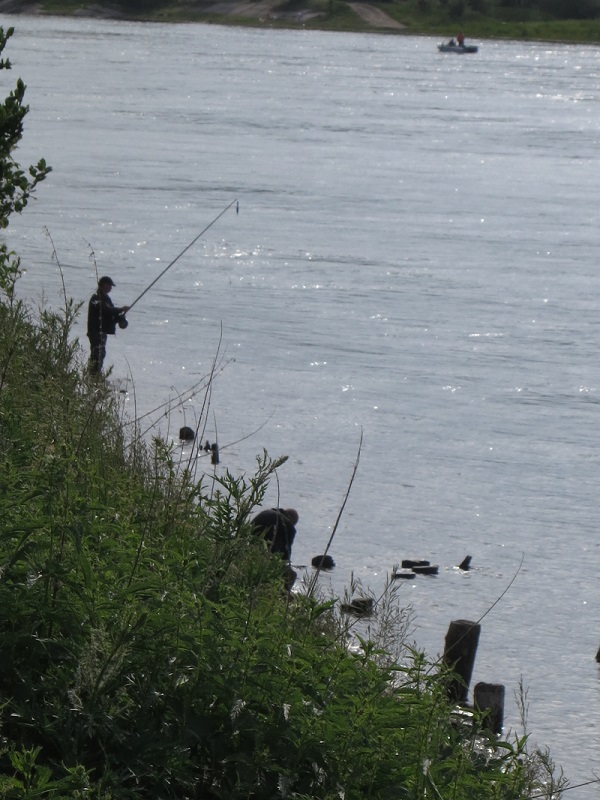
top-left (0, 0), bottom-right (409, 32)
top-left (1, 0), bottom-right (599, 43)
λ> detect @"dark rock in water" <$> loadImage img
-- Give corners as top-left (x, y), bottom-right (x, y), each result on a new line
top-left (392, 571), bottom-right (416, 580)
top-left (340, 597), bottom-right (374, 616)
top-left (311, 554), bottom-right (335, 570)
top-left (203, 440), bottom-right (211, 452)
top-left (179, 426), bottom-right (195, 441)
top-left (458, 555), bottom-right (472, 571)
top-left (413, 564), bottom-right (439, 576)
top-left (402, 559), bottom-right (430, 568)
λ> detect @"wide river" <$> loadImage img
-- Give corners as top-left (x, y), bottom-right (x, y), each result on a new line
top-left (4, 15), bottom-right (600, 794)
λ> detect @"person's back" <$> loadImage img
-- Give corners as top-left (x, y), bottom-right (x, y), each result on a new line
top-left (87, 289), bottom-right (116, 336)
top-left (251, 507), bottom-right (298, 561)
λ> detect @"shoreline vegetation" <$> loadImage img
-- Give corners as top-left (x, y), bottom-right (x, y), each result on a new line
top-left (1, 0), bottom-right (600, 41)
top-left (0, 19), bottom-right (581, 800)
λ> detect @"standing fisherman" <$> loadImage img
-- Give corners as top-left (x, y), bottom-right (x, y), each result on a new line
top-left (87, 276), bottom-right (130, 375)
top-left (83, 202), bottom-right (237, 375)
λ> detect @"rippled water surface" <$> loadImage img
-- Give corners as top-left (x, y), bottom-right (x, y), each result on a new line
top-left (6, 16), bottom-right (600, 793)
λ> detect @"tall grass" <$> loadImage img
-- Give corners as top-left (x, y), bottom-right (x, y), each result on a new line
top-left (0, 259), bottom-right (568, 800)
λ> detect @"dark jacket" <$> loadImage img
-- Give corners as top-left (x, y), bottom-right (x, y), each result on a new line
top-left (87, 290), bottom-right (123, 337)
top-left (251, 508), bottom-right (296, 561)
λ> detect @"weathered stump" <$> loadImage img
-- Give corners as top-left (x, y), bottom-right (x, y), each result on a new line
top-left (443, 619), bottom-right (481, 703)
top-left (412, 564), bottom-right (439, 576)
top-left (474, 682), bottom-right (505, 734)
top-left (211, 443), bottom-right (219, 464)
top-left (179, 426), bottom-right (195, 441)
top-left (341, 597), bottom-right (374, 617)
top-left (402, 559), bottom-right (430, 568)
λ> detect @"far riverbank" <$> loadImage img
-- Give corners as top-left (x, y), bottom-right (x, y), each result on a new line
top-left (1, 0), bottom-right (600, 42)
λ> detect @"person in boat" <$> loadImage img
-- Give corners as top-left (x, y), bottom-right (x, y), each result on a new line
top-left (457, 31), bottom-right (465, 47)
top-left (448, 38), bottom-right (456, 46)
top-left (87, 276), bottom-right (130, 375)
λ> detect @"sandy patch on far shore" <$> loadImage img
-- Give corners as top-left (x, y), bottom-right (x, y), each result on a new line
top-left (348, 3), bottom-right (405, 29)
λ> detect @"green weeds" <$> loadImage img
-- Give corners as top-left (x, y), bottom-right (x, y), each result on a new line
top-left (0, 266), bottom-right (566, 800)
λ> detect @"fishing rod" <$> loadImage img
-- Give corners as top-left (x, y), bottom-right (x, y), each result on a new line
top-left (126, 198), bottom-right (239, 313)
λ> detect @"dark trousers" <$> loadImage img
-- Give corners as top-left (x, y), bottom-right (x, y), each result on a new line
top-left (88, 333), bottom-right (107, 374)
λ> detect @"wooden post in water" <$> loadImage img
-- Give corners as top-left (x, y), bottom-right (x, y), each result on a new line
top-left (443, 619), bottom-right (481, 704)
top-left (474, 682), bottom-right (505, 734)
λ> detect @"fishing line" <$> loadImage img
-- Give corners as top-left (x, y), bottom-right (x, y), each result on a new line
top-left (127, 198), bottom-right (239, 313)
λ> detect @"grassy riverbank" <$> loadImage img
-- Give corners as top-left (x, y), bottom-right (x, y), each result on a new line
top-left (6, 0), bottom-right (600, 40)
top-left (0, 249), bottom-right (568, 800)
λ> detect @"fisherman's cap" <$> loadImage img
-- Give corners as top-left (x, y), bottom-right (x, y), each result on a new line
top-left (98, 276), bottom-right (115, 286)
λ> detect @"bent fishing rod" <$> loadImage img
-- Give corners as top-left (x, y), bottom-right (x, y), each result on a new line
top-left (126, 198), bottom-right (239, 313)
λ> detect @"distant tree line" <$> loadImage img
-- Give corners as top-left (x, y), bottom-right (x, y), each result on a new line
top-left (499, 0), bottom-right (599, 17)
top-left (110, 0), bottom-right (600, 18)
top-left (430, 0), bottom-right (600, 18)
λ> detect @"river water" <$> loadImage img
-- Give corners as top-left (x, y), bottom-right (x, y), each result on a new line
top-left (4, 15), bottom-right (600, 794)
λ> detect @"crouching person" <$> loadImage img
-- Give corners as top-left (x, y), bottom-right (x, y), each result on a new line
top-left (251, 507), bottom-right (299, 591)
